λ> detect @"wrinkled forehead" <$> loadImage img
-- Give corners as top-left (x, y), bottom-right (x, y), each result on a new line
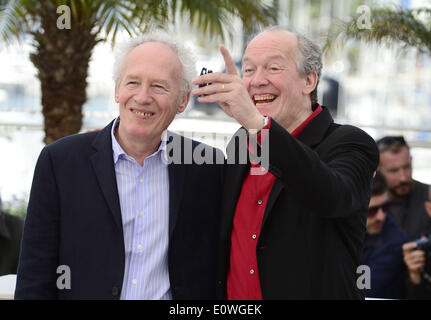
top-left (124, 41), bottom-right (182, 76)
top-left (243, 30), bottom-right (299, 64)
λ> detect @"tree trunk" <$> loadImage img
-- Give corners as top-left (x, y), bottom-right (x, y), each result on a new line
top-left (30, 5), bottom-right (98, 145)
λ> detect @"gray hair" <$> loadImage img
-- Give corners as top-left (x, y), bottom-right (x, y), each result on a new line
top-left (113, 32), bottom-right (196, 99)
top-left (296, 32), bottom-right (322, 105)
top-left (251, 26), bottom-right (322, 105)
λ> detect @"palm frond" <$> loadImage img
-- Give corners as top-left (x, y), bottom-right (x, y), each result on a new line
top-left (172, 0), bottom-right (273, 43)
top-left (324, 6), bottom-right (431, 55)
top-left (0, 0), bottom-right (23, 44)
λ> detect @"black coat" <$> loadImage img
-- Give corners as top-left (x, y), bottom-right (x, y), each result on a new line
top-left (217, 107), bottom-right (379, 299)
top-left (15, 120), bottom-right (224, 299)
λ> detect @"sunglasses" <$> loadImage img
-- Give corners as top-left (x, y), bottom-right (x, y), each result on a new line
top-left (368, 202), bottom-right (390, 217)
top-left (376, 136), bottom-right (407, 152)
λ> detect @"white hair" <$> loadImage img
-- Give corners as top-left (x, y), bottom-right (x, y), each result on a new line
top-left (113, 32), bottom-right (196, 98)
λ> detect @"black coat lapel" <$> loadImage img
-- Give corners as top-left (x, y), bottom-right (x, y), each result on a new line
top-left (168, 163), bottom-right (185, 239)
top-left (167, 132), bottom-right (186, 238)
top-left (90, 120), bottom-right (123, 231)
top-left (221, 128), bottom-right (250, 238)
top-left (261, 178), bottom-right (283, 230)
top-left (262, 107), bottom-right (334, 229)
top-left (297, 106), bottom-right (334, 148)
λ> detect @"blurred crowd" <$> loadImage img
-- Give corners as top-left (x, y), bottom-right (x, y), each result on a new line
top-left (363, 136), bottom-right (431, 300)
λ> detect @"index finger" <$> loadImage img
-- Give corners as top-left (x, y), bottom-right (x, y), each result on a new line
top-left (220, 45), bottom-right (239, 76)
top-left (403, 241), bottom-right (418, 251)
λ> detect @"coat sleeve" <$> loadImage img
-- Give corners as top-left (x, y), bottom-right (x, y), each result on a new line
top-left (266, 120), bottom-right (379, 218)
top-left (15, 146), bottom-right (60, 299)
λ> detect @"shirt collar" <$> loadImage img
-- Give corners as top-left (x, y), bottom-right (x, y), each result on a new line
top-left (291, 103), bottom-right (323, 138)
top-left (111, 117), bottom-right (167, 164)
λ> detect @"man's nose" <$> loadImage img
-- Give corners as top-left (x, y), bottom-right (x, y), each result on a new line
top-left (376, 207), bottom-right (386, 220)
top-left (250, 67), bottom-right (270, 87)
top-left (134, 86), bottom-right (152, 104)
top-left (398, 169), bottom-right (409, 182)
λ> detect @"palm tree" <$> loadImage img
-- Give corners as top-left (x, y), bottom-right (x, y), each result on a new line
top-left (323, 5), bottom-right (431, 55)
top-left (0, 0), bottom-right (274, 144)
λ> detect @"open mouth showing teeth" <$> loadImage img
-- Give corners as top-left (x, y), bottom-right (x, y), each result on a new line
top-left (253, 94), bottom-right (276, 106)
top-left (132, 109), bottom-right (153, 117)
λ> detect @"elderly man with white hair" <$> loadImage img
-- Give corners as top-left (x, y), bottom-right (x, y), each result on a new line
top-left (15, 33), bottom-right (224, 300)
top-left (193, 27), bottom-right (379, 299)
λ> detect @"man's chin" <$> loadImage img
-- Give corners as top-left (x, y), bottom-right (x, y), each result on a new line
top-left (391, 185), bottom-right (413, 199)
top-left (367, 225), bottom-right (383, 235)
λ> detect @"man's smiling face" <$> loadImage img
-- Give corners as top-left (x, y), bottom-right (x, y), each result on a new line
top-left (115, 41), bottom-right (188, 142)
top-left (242, 30), bottom-right (311, 129)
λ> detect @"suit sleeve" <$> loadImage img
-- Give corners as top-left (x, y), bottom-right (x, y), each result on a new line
top-left (267, 120), bottom-right (379, 218)
top-left (15, 146), bottom-right (60, 299)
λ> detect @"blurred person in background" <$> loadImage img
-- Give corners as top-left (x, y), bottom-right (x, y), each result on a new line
top-left (377, 136), bottom-right (431, 240)
top-left (362, 171), bottom-right (408, 299)
top-left (0, 195), bottom-right (24, 276)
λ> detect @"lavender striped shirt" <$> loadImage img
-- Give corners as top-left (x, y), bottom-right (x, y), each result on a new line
top-left (111, 118), bottom-right (171, 300)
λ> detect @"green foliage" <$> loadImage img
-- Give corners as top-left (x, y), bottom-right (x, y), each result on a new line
top-left (0, 0), bottom-right (275, 143)
top-left (324, 5), bottom-right (431, 55)
top-left (2, 194), bottom-right (28, 220)
top-left (0, 0), bottom-right (275, 46)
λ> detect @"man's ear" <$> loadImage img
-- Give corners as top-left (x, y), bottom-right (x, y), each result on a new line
top-left (302, 71), bottom-right (318, 95)
top-left (115, 86), bottom-right (119, 103)
top-left (177, 92), bottom-right (190, 114)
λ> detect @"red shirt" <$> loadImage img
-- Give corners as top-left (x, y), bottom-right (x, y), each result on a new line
top-left (226, 105), bottom-right (323, 300)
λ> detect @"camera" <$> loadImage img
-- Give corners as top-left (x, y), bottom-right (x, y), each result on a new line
top-left (198, 67), bottom-right (213, 96)
top-left (414, 236), bottom-right (431, 286)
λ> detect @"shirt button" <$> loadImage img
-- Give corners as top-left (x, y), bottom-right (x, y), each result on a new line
top-left (252, 234), bottom-right (257, 239)
top-left (137, 244), bottom-right (143, 250)
top-left (140, 178), bottom-right (144, 183)
top-left (250, 269), bottom-right (255, 275)
top-left (140, 211), bottom-right (144, 217)
top-left (132, 279), bottom-right (137, 285)
top-left (257, 200), bottom-right (263, 205)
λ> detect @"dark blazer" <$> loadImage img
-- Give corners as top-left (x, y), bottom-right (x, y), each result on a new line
top-left (15, 120), bottom-right (224, 299)
top-left (217, 107), bottom-right (379, 299)
top-left (0, 212), bottom-right (24, 276)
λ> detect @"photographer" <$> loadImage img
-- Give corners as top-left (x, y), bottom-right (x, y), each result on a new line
top-left (403, 234), bottom-right (431, 299)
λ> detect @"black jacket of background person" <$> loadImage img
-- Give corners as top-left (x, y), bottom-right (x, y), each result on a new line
top-left (15, 120), bottom-right (224, 299)
top-left (0, 211), bottom-right (24, 276)
top-left (216, 106), bottom-right (379, 299)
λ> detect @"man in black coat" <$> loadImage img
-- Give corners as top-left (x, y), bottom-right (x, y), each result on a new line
top-left (193, 27), bottom-right (379, 299)
top-left (15, 33), bottom-right (224, 300)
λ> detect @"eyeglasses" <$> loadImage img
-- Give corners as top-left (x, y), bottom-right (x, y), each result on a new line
top-left (368, 202), bottom-right (390, 217)
top-left (376, 136), bottom-right (407, 152)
